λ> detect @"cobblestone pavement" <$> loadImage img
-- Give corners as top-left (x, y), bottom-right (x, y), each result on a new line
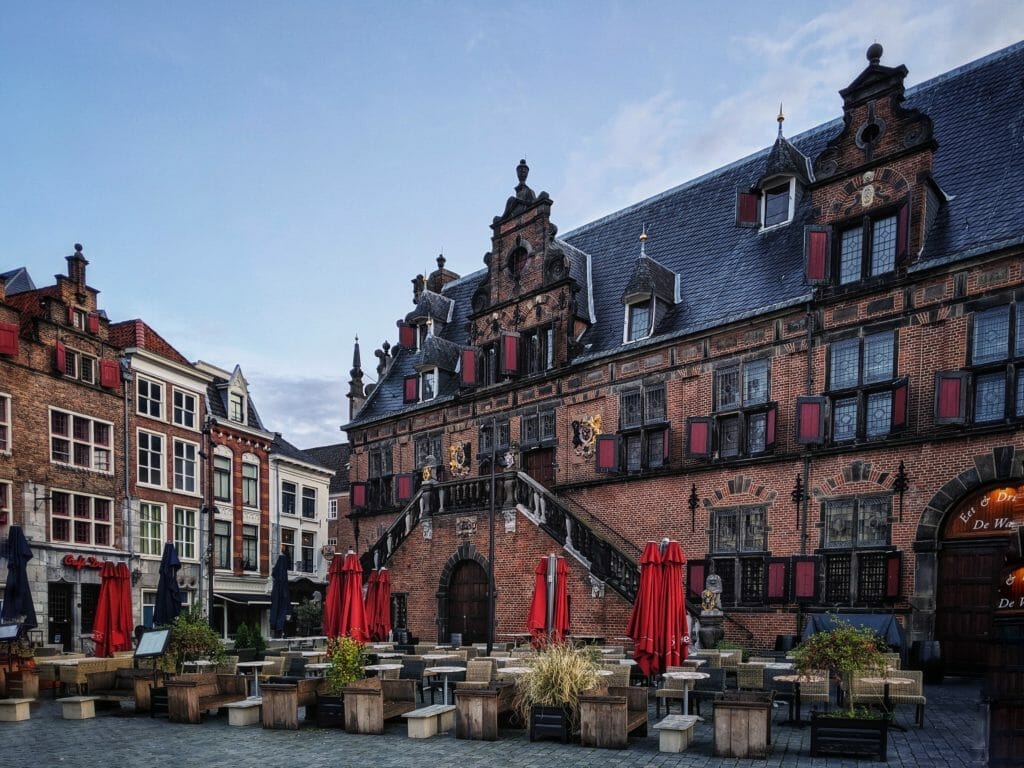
top-left (4, 678), bottom-right (987, 768)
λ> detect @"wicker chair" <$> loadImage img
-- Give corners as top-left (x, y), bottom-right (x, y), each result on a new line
top-left (736, 662), bottom-right (766, 691)
top-left (748, 656), bottom-right (776, 664)
top-left (798, 669), bottom-right (832, 713)
top-left (455, 659), bottom-right (494, 690)
top-left (850, 669), bottom-right (926, 726)
top-left (882, 652), bottom-right (902, 670)
top-left (655, 674), bottom-right (688, 717)
top-left (600, 664), bottom-right (631, 687)
top-left (690, 667), bottom-right (727, 717)
top-left (694, 650), bottom-right (722, 668)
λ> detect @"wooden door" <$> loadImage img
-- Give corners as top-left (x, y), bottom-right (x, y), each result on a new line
top-left (524, 447), bottom-right (555, 489)
top-left (936, 542), bottom-right (1000, 676)
top-left (48, 582), bottom-right (73, 651)
top-left (447, 560), bottom-right (489, 644)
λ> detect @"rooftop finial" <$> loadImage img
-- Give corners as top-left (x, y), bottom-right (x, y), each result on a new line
top-left (639, 225), bottom-right (648, 257)
top-left (777, 101), bottom-right (785, 136)
top-left (867, 42), bottom-right (883, 65)
top-left (516, 159), bottom-right (529, 185)
top-left (436, 253), bottom-right (446, 270)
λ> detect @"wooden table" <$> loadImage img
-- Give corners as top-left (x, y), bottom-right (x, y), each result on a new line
top-left (425, 665), bottom-right (465, 704)
top-left (663, 671), bottom-right (709, 716)
top-left (773, 674), bottom-right (824, 726)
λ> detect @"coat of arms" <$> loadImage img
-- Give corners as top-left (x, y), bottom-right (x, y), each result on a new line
top-left (571, 414), bottom-right (602, 458)
top-left (449, 442), bottom-right (471, 478)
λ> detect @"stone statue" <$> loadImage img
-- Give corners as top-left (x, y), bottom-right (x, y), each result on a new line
top-left (701, 573), bottom-right (723, 615)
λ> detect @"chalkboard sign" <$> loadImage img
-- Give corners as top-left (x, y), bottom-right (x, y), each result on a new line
top-left (135, 629), bottom-right (171, 658)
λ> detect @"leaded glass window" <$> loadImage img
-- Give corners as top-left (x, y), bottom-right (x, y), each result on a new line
top-left (744, 359), bottom-right (769, 405)
top-left (715, 367), bottom-right (740, 410)
top-left (747, 412), bottom-right (767, 454)
top-left (857, 553), bottom-right (888, 603)
top-left (719, 415), bottom-right (740, 458)
top-left (974, 373), bottom-right (1005, 423)
top-left (839, 228), bottom-right (863, 284)
top-left (865, 391), bottom-right (893, 437)
top-left (830, 339), bottom-right (860, 389)
top-left (870, 215), bottom-right (897, 275)
top-left (833, 398), bottom-right (857, 442)
top-left (972, 307), bottom-right (1010, 365)
top-left (863, 331), bottom-right (895, 383)
top-left (620, 390), bottom-right (642, 429)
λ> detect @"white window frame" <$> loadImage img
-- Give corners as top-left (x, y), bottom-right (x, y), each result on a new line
top-left (623, 300), bottom-right (653, 343)
top-left (49, 490), bottom-right (113, 547)
top-left (0, 392), bottom-right (10, 454)
top-left (137, 376), bottom-right (164, 419)
top-left (174, 506), bottom-right (198, 560)
top-left (0, 480), bottom-right (11, 523)
top-left (173, 438), bottom-right (199, 494)
top-left (281, 527), bottom-right (296, 569)
top-left (229, 391), bottom-right (246, 423)
top-left (213, 451), bottom-right (232, 502)
top-left (49, 407), bottom-right (113, 474)
top-left (420, 367), bottom-right (438, 402)
top-left (61, 348), bottom-right (97, 385)
top-left (760, 177), bottom-right (796, 231)
top-left (328, 498), bottom-right (338, 520)
top-left (282, 481), bottom-right (297, 516)
top-left (301, 486), bottom-right (316, 519)
top-left (137, 429), bottom-right (165, 488)
top-left (172, 388), bottom-right (198, 430)
top-left (214, 519), bottom-right (232, 571)
top-left (138, 501), bottom-right (165, 556)
top-left (241, 460), bottom-right (259, 508)
top-left (241, 524), bottom-right (259, 571)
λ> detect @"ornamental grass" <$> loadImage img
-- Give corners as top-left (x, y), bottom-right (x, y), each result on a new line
top-left (513, 641), bottom-right (601, 732)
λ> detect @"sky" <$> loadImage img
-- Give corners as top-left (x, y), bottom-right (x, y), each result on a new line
top-left (3, 1), bottom-right (1022, 449)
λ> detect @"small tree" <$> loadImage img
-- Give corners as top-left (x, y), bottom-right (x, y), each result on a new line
top-left (233, 622), bottom-right (267, 654)
top-left (161, 606), bottom-right (226, 673)
top-left (792, 616), bottom-right (887, 717)
top-left (322, 635), bottom-right (366, 694)
top-left (295, 599), bottom-right (322, 637)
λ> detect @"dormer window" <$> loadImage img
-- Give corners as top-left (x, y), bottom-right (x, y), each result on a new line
top-left (420, 368), bottom-right (437, 401)
top-left (626, 301), bottom-right (652, 342)
top-left (762, 179), bottom-right (795, 229)
top-left (229, 392), bottom-right (245, 423)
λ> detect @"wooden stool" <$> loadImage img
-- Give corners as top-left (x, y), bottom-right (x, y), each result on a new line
top-left (57, 696), bottom-right (99, 720)
top-left (0, 698), bottom-right (33, 722)
top-left (653, 714), bottom-right (700, 752)
top-left (402, 704), bottom-right (456, 738)
top-left (224, 698), bottom-right (262, 726)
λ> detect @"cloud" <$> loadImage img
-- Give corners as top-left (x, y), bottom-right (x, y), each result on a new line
top-left (248, 372), bottom-right (347, 449)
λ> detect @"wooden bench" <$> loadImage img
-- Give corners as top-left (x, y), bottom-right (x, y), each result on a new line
top-left (579, 685), bottom-right (649, 749)
top-left (165, 672), bottom-right (249, 724)
top-left (57, 696), bottom-right (99, 720)
top-left (402, 704), bottom-right (456, 738)
top-left (260, 677), bottom-right (324, 729)
top-left (342, 677), bottom-right (417, 734)
top-left (86, 668), bottom-right (164, 713)
top-left (224, 698), bottom-right (262, 726)
top-left (653, 714), bottom-right (700, 752)
top-left (0, 698), bottom-right (33, 721)
top-left (454, 683), bottom-right (516, 741)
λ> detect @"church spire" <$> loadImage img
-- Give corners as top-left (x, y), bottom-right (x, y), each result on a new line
top-left (347, 336), bottom-right (366, 420)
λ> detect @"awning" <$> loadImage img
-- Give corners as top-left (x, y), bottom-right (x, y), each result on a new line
top-left (802, 613), bottom-right (905, 647)
top-left (213, 592), bottom-right (271, 606)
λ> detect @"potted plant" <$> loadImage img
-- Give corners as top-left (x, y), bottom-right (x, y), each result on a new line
top-left (295, 599), bottom-right (322, 638)
top-left (513, 642), bottom-right (601, 742)
top-left (792, 616), bottom-right (890, 760)
top-left (2, 636), bottom-right (39, 699)
top-left (232, 622), bottom-right (267, 661)
top-left (315, 636), bottom-right (366, 728)
top-left (158, 606), bottom-right (226, 674)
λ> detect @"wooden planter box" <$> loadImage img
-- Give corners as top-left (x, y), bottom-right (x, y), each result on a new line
top-left (314, 693), bottom-right (345, 728)
top-left (528, 705), bottom-right (572, 743)
top-left (713, 691), bottom-right (773, 758)
top-left (809, 711), bottom-right (889, 761)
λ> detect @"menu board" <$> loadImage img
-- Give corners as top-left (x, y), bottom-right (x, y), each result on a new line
top-left (135, 629), bottom-right (171, 658)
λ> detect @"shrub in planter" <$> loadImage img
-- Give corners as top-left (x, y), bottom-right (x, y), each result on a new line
top-left (233, 622), bottom-right (267, 656)
top-left (315, 636), bottom-right (366, 728)
top-left (159, 606), bottom-right (226, 673)
top-left (295, 599), bottom-right (322, 638)
top-left (513, 642), bottom-right (600, 740)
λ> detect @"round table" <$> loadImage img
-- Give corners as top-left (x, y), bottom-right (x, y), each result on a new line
top-left (236, 660), bottom-right (275, 698)
top-left (424, 665), bottom-right (465, 704)
top-left (772, 674), bottom-right (825, 726)
top-left (375, 652), bottom-right (404, 659)
top-left (663, 671), bottom-right (709, 716)
top-left (363, 663), bottom-right (403, 678)
top-left (182, 659), bottom-right (215, 671)
top-left (422, 653), bottom-right (456, 662)
top-left (763, 662), bottom-right (794, 670)
top-left (618, 658), bottom-right (637, 666)
top-left (305, 662), bottom-right (330, 677)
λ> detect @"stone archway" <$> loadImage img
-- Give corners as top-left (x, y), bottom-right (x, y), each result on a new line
top-left (910, 445), bottom-right (1022, 649)
top-left (435, 543), bottom-right (491, 644)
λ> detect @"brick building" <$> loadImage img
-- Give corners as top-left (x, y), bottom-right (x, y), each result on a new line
top-left (343, 42), bottom-right (1024, 673)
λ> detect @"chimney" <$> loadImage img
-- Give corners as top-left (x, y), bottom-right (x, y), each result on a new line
top-left (426, 254), bottom-right (460, 293)
top-left (66, 243), bottom-right (89, 287)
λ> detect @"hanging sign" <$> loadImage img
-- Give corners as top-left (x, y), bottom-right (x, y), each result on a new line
top-left (62, 554), bottom-right (106, 570)
top-left (944, 485), bottom-right (1024, 539)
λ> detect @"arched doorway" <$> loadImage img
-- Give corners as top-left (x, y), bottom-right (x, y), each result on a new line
top-left (936, 483), bottom-right (1024, 675)
top-left (446, 560), bottom-right (489, 645)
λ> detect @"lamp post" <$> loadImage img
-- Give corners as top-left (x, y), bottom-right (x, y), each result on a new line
top-left (486, 416), bottom-right (497, 656)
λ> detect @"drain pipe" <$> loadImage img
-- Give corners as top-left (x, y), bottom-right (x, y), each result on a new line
top-left (120, 356), bottom-right (134, 562)
top-left (801, 299), bottom-right (814, 556)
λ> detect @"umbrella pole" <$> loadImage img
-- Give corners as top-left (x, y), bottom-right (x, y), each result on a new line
top-left (545, 554), bottom-right (556, 642)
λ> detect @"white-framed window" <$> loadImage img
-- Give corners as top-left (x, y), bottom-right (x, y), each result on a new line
top-left (420, 368), bottom-right (438, 402)
top-left (0, 392), bottom-right (10, 453)
top-left (300, 531), bottom-right (315, 572)
top-left (49, 408), bottom-right (113, 473)
top-left (229, 392), bottom-right (245, 423)
top-left (761, 178), bottom-right (795, 229)
top-left (302, 487), bottom-right (316, 519)
top-left (138, 430), bottom-right (165, 487)
top-left (70, 307), bottom-right (88, 331)
top-left (213, 453), bottom-right (231, 501)
top-left (328, 498), bottom-right (338, 520)
top-left (137, 377), bottom-right (164, 419)
top-left (242, 460), bottom-right (259, 508)
top-left (281, 528), bottom-right (295, 567)
top-left (62, 348), bottom-right (97, 384)
top-left (174, 506), bottom-right (197, 560)
top-left (327, 536), bottom-right (338, 547)
top-left (50, 490), bottom-right (113, 547)
top-left (0, 480), bottom-right (12, 525)
top-left (282, 481), bottom-right (297, 516)
top-left (173, 439), bottom-right (198, 493)
top-left (142, 590), bottom-right (157, 628)
top-left (241, 524), bottom-right (258, 571)
top-left (139, 502), bottom-right (165, 555)
top-left (625, 301), bottom-right (652, 343)
top-left (172, 389), bottom-right (197, 429)
top-left (214, 520), bottom-right (231, 570)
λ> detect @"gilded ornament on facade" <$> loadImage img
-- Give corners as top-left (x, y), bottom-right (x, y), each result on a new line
top-left (571, 414), bottom-right (602, 457)
top-left (449, 442), bottom-right (471, 478)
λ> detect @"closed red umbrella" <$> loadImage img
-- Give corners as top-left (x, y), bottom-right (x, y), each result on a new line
top-left (626, 541), bottom-right (663, 676)
top-left (525, 557), bottom-right (548, 645)
top-left (660, 540), bottom-right (688, 669)
top-left (363, 570), bottom-right (380, 640)
top-left (323, 555), bottom-right (345, 637)
top-left (112, 562), bottom-right (134, 654)
top-left (374, 567), bottom-right (392, 642)
top-left (551, 557), bottom-right (570, 643)
top-left (339, 551), bottom-right (368, 643)
top-left (92, 561), bottom-right (118, 657)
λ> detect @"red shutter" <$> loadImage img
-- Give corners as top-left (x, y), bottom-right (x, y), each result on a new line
top-left (67, 305), bottom-right (75, 325)
top-left (403, 375), bottom-right (419, 404)
top-left (460, 347), bottom-right (478, 386)
top-left (0, 322), bottom-right (18, 356)
top-left (735, 190), bottom-right (760, 227)
top-left (87, 312), bottom-right (100, 334)
top-left (595, 434), bottom-right (619, 473)
top-left (55, 340), bottom-right (67, 373)
top-left (796, 396), bottom-right (827, 444)
top-left (764, 403), bottom-right (778, 451)
top-left (896, 197), bottom-right (911, 261)
top-left (766, 558), bottom-right (789, 603)
top-left (804, 225), bottom-right (831, 284)
top-left (686, 417), bottom-right (713, 458)
top-left (662, 428), bottom-right (671, 462)
top-left (395, 473), bottom-right (415, 502)
top-left (687, 560), bottom-right (706, 598)
top-left (934, 371), bottom-right (969, 424)
top-left (890, 377), bottom-right (909, 431)
top-left (99, 359), bottom-right (120, 389)
top-left (398, 322), bottom-right (415, 349)
top-left (792, 556), bottom-right (819, 602)
top-left (501, 333), bottom-right (519, 375)
top-left (350, 482), bottom-right (367, 509)
top-left (884, 551), bottom-right (902, 600)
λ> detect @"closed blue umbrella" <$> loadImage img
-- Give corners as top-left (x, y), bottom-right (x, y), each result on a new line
top-left (270, 553), bottom-right (290, 637)
top-left (153, 542), bottom-right (184, 626)
top-left (1, 526), bottom-right (37, 629)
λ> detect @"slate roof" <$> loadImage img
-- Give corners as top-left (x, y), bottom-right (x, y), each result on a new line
top-left (206, 375), bottom-right (267, 431)
top-left (350, 42), bottom-right (1024, 427)
top-left (304, 443), bottom-right (352, 494)
top-left (762, 133), bottom-right (813, 184)
top-left (1, 267), bottom-right (36, 295)
top-left (271, 434), bottom-right (333, 473)
top-left (621, 249), bottom-right (677, 305)
top-left (404, 289), bottom-right (454, 325)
